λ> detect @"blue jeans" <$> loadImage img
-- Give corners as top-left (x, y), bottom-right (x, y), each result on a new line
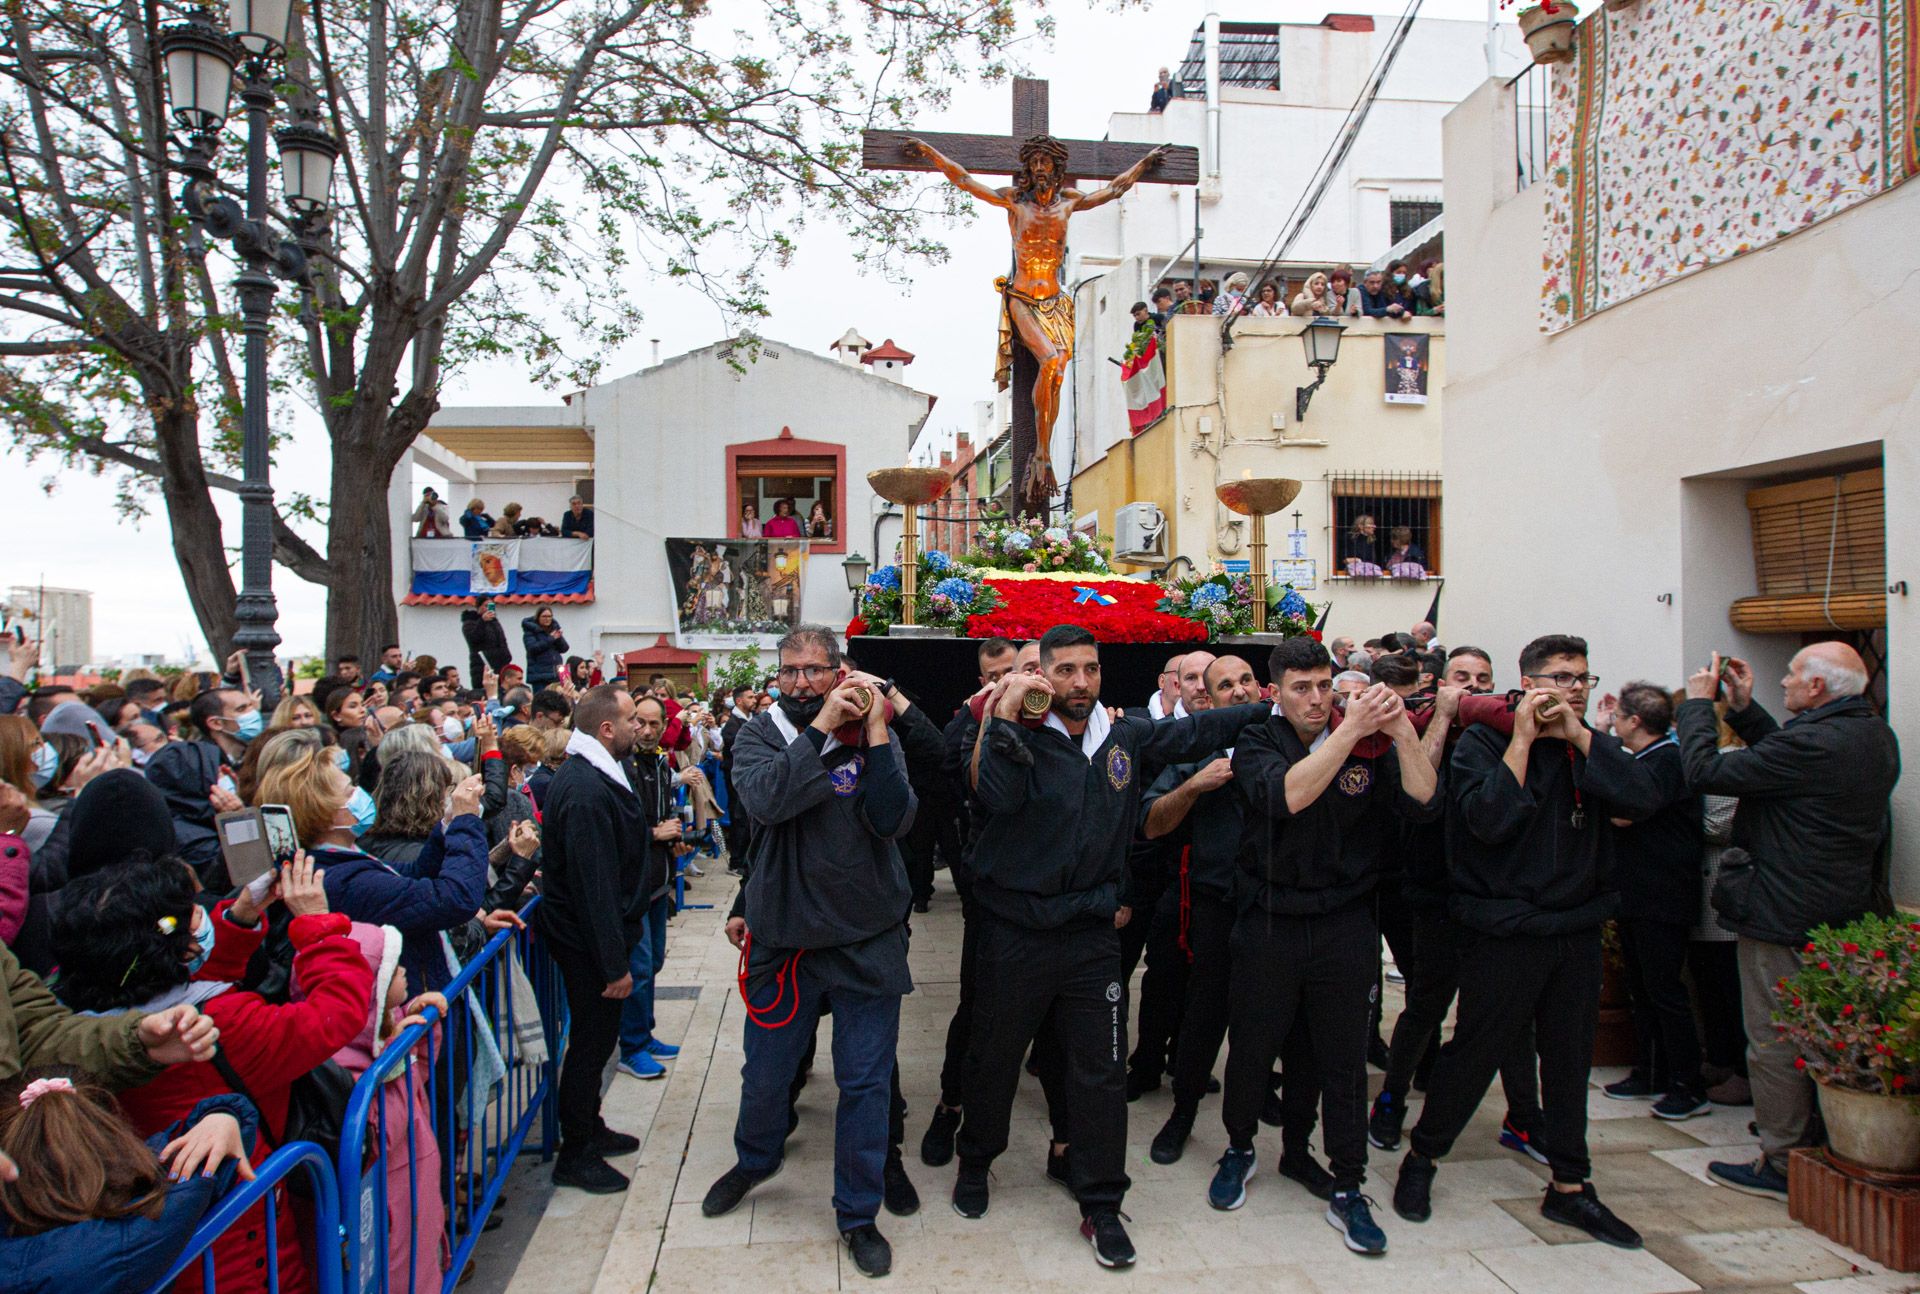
top-left (618, 893), bottom-right (671, 1061)
top-left (733, 966), bottom-right (901, 1230)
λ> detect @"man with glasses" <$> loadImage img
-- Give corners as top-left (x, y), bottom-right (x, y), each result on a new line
top-left (1394, 635), bottom-right (1663, 1249)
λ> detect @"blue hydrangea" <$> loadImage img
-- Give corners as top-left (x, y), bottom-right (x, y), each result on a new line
top-left (931, 576), bottom-right (976, 604)
top-left (1002, 532), bottom-right (1032, 552)
top-left (923, 550), bottom-right (952, 572)
top-left (1278, 589), bottom-right (1310, 619)
top-left (1189, 582), bottom-right (1229, 610)
top-left (1043, 527), bottom-right (1069, 545)
top-left (868, 565), bottom-right (902, 591)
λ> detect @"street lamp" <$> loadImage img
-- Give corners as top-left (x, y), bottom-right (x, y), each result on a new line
top-left (841, 552), bottom-right (872, 607)
top-left (1295, 316), bottom-right (1347, 422)
top-left (158, 11), bottom-right (337, 708)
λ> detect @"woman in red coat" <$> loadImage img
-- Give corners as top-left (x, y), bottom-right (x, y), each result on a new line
top-left (49, 851), bottom-right (371, 1294)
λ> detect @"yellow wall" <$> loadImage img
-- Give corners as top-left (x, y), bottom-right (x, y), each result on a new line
top-left (1071, 313), bottom-right (1446, 640)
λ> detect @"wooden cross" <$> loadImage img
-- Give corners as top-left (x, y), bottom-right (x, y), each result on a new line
top-left (863, 77), bottom-right (1199, 518)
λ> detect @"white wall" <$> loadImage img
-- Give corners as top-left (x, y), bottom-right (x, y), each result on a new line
top-left (1442, 77), bottom-right (1920, 901)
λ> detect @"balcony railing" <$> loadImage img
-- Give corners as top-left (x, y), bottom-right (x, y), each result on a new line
top-left (1512, 61), bottom-right (1549, 192)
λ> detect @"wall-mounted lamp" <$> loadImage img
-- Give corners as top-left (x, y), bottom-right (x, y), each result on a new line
top-left (1295, 316), bottom-right (1347, 422)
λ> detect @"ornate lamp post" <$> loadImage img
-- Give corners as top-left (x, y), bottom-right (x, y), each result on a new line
top-left (159, 2), bottom-right (338, 707)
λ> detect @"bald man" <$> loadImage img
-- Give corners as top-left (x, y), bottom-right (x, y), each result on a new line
top-left (1176, 651), bottom-right (1216, 716)
top-left (1677, 644), bottom-right (1899, 1199)
top-left (1410, 622), bottom-right (1436, 648)
top-left (1148, 654), bottom-right (1184, 719)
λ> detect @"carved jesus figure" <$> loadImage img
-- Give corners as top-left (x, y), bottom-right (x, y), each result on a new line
top-left (906, 134), bottom-right (1168, 501)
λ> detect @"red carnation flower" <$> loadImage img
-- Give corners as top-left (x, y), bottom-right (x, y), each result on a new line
top-left (1841, 1004), bottom-right (1855, 1015)
top-left (1805, 942), bottom-right (1817, 953)
top-left (1794, 1057), bottom-right (1807, 1070)
top-left (1818, 961), bottom-right (1830, 970)
top-left (1872, 949), bottom-right (1886, 959)
top-left (1842, 942), bottom-right (1860, 954)
top-left (847, 615), bottom-right (870, 638)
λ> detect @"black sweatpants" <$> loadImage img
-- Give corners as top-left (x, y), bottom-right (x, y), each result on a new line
top-left (1621, 917), bottom-right (1703, 1092)
top-left (1220, 904), bottom-right (1376, 1192)
top-left (958, 913), bottom-right (1130, 1214)
top-left (1371, 877), bottom-right (1417, 1045)
top-left (1169, 893), bottom-right (1237, 1111)
top-left (552, 942), bottom-right (627, 1155)
top-left (1687, 939), bottom-right (1747, 1076)
top-left (1130, 889), bottom-right (1189, 1081)
top-left (937, 880), bottom-right (981, 1108)
top-left (1383, 907), bottom-right (1543, 1127)
top-left (900, 814), bottom-right (938, 905)
top-left (1410, 928), bottom-right (1601, 1185)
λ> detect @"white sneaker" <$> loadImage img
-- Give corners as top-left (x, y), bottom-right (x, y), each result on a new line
top-left (684, 861), bottom-right (704, 877)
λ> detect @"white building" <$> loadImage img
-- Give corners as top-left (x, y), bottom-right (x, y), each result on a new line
top-left (1440, 6), bottom-right (1918, 900)
top-left (1061, 11), bottom-right (1526, 483)
top-left (3, 585), bottom-right (92, 672)
top-left (391, 335), bottom-right (936, 677)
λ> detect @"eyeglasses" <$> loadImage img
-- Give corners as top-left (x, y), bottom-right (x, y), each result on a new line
top-left (775, 665), bottom-right (836, 684)
top-left (1535, 673), bottom-right (1600, 689)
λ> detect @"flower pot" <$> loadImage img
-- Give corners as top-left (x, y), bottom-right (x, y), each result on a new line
top-left (1817, 1082), bottom-right (1920, 1175)
top-left (1517, 2), bottom-right (1580, 64)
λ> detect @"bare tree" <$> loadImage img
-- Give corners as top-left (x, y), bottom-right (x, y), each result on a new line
top-left (1, 0), bottom-right (1026, 659)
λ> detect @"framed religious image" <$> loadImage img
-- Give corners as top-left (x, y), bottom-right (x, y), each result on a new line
top-left (1383, 334), bottom-right (1430, 405)
top-left (664, 537), bottom-right (807, 644)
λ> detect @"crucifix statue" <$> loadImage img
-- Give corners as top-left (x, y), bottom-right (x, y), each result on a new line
top-left (864, 79), bottom-right (1199, 515)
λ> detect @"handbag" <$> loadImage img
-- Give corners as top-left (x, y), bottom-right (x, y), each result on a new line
top-left (1709, 846), bottom-right (1755, 927)
top-left (211, 1046), bottom-right (359, 1196)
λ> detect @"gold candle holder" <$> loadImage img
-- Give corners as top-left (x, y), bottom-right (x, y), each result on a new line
top-left (866, 467), bottom-right (954, 627)
top-left (1215, 475), bottom-right (1302, 633)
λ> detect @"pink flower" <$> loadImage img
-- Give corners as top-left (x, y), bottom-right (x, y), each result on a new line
top-left (1023, 563), bottom-right (1038, 573)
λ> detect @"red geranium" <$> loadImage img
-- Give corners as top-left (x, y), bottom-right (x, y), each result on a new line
top-left (847, 615), bottom-right (871, 638)
top-left (965, 577), bottom-right (1207, 644)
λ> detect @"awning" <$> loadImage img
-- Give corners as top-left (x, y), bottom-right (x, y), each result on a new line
top-left (1728, 592), bottom-right (1886, 634)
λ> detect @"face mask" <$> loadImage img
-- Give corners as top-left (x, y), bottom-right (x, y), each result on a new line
top-left (233, 710), bottom-right (264, 741)
top-left (30, 742), bottom-right (58, 790)
top-left (185, 906), bottom-right (216, 976)
top-left (131, 746), bottom-right (154, 768)
top-left (1392, 273), bottom-right (1408, 286)
top-left (216, 773), bottom-right (239, 797)
top-left (767, 686), bottom-right (782, 699)
top-left (345, 786), bottom-right (377, 836)
top-left (331, 746), bottom-right (351, 773)
top-left (778, 692), bottom-right (826, 726)
top-left (442, 717), bottom-right (464, 743)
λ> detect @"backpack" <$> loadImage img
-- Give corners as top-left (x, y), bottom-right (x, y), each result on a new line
top-left (211, 1047), bottom-right (360, 1196)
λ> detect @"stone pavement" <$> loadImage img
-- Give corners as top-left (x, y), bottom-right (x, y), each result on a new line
top-left (497, 867), bottom-right (1911, 1294)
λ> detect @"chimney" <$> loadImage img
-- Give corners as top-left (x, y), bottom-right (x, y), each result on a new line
top-left (860, 338), bottom-right (916, 384)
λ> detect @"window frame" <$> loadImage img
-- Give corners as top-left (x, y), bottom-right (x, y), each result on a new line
top-left (725, 434), bottom-right (848, 554)
top-left (1325, 472), bottom-right (1444, 580)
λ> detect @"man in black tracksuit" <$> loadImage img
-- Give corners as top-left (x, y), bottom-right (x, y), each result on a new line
top-left (1396, 634), bottom-right (1664, 1251)
top-left (954, 625), bottom-right (1267, 1270)
top-left (1206, 638), bottom-right (1438, 1257)
top-left (700, 627), bottom-right (915, 1279)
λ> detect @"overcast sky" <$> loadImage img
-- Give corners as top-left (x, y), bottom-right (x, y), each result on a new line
top-left (3, 0), bottom-right (1499, 661)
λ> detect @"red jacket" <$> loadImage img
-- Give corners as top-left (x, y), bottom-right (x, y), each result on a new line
top-left (117, 911), bottom-right (372, 1294)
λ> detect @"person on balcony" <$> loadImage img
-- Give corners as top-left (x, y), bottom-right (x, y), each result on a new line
top-left (1211, 272), bottom-right (1251, 317)
top-left (1384, 526), bottom-right (1428, 578)
top-left (1291, 272), bottom-right (1342, 317)
top-left (412, 488), bottom-right (451, 538)
top-left (1342, 514), bottom-right (1385, 577)
top-left (739, 502), bottom-right (764, 539)
top-left (559, 495), bottom-right (595, 540)
top-left (459, 499), bottom-right (494, 539)
top-left (761, 498), bottom-right (804, 539)
top-left (1414, 261), bottom-right (1445, 316)
top-left (1249, 280), bottom-right (1285, 316)
top-left (489, 503), bottom-right (524, 538)
top-left (1359, 269), bottom-right (1413, 320)
top-left (806, 501), bottom-right (834, 541)
top-left (1328, 269), bottom-right (1362, 317)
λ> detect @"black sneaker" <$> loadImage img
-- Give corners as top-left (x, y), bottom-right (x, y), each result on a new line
top-left (1259, 1086), bottom-right (1287, 1128)
top-left (1652, 1087), bottom-right (1711, 1121)
top-left (553, 1152), bottom-right (630, 1195)
top-left (1080, 1209), bottom-right (1137, 1269)
top-left (1151, 1108), bottom-right (1195, 1165)
top-left (1368, 1036), bottom-right (1392, 1070)
top-left (1393, 1152), bottom-right (1435, 1222)
top-left (952, 1162), bottom-right (991, 1219)
top-left (1368, 1090), bottom-right (1405, 1151)
top-left (1540, 1182), bottom-right (1643, 1249)
top-left (701, 1161), bottom-right (780, 1217)
top-left (1278, 1145), bottom-right (1337, 1200)
top-left (1045, 1146), bottom-right (1073, 1195)
top-left (913, 897), bottom-right (930, 914)
top-left (1125, 1068), bottom-right (1162, 1102)
top-left (841, 1223), bottom-right (893, 1278)
top-left (920, 1104), bottom-right (962, 1167)
top-left (883, 1149), bottom-right (920, 1216)
top-left (1602, 1072), bottom-right (1658, 1101)
top-left (593, 1127), bottom-right (640, 1157)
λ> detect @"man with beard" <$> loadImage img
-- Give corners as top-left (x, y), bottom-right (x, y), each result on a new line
top-left (1206, 638), bottom-right (1436, 1257)
top-left (702, 627), bottom-right (915, 1279)
top-left (952, 625), bottom-right (1267, 1270)
top-left (536, 684), bottom-right (649, 1194)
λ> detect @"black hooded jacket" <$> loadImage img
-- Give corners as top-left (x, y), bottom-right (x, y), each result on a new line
top-left (461, 609), bottom-right (512, 671)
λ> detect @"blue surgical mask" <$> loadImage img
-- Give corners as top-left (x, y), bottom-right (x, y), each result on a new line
top-left (185, 906), bottom-right (216, 976)
top-left (345, 786), bottom-right (377, 836)
top-left (216, 773), bottom-right (239, 797)
top-left (131, 745), bottom-right (154, 769)
top-left (332, 746), bottom-right (351, 772)
top-left (1392, 273), bottom-right (1408, 286)
top-left (768, 686), bottom-right (781, 699)
top-left (30, 742), bottom-right (57, 790)
top-left (233, 710), bottom-right (264, 741)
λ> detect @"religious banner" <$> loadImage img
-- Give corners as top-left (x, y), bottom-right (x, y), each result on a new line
top-left (664, 538), bottom-right (806, 644)
top-left (1383, 334), bottom-right (1429, 405)
top-left (1542, 0), bottom-right (1918, 332)
top-left (1121, 322), bottom-right (1167, 431)
top-left (469, 539), bottom-right (517, 595)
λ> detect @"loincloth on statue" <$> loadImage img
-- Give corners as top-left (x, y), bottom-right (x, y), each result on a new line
top-left (994, 277), bottom-right (1075, 390)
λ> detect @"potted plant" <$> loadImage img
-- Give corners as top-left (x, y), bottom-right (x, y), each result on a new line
top-left (1513, 1), bottom-right (1580, 64)
top-left (1774, 914), bottom-right (1920, 1175)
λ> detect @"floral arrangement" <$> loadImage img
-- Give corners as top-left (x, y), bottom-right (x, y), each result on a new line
top-left (1773, 914), bottom-right (1920, 1097)
top-left (851, 549), bottom-right (1002, 635)
top-left (964, 576), bottom-right (1206, 644)
top-left (1154, 571), bottom-right (1320, 640)
top-left (974, 512), bottom-right (1112, 574)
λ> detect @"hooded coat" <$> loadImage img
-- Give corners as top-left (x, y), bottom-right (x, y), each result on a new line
top-left (520, 615), bottom-right (569, 686)
top-left (461, 607), bottom-right (513, 674)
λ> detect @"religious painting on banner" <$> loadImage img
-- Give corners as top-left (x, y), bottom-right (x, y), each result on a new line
top-left (1383, 335), bottom-right (1429, 405)
top-left (664, 538), bottom-right (806, 645)
top-left (470, 540), bottom-right (517, 594)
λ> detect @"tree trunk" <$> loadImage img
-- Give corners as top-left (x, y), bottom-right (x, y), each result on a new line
top-left (153, 406), bottom-right (242, 660)
top-left (323, 447), bottom-right (402, 665)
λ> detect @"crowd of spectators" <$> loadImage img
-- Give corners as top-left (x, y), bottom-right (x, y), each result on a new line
top-left (1149, 259), bottom-right (1445, 325)
top-left (420, 492), bottom-right (597, 542)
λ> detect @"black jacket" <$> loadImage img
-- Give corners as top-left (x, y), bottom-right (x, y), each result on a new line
top-left (461, 610), bottom-right (513, 672)
top-left (143, 739), bottom-right (229, 888)
top-left (1612, 739), bottom-right (1702, 925)
top-left (1675, 695), bottom-right (1899, 945)
top-left (1141, 753), bottom-right (1243, 903)
top-left (534, 753), bottom-right (652, 983)
top-left (629, 752), bottom-right (675, 903)
top-left (1446, 723), bottom-right (1666, 937)
top-left (1233, 718), bottom-right (1439, 916)
top-left (520, 616), bottom-right (569, 686)
top-left (970, 704), bottom-right (1267, 930)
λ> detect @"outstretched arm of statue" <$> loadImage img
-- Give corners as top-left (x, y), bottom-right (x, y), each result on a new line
top-left (1071, 145), bottom-right (1169, 212)
top-left (903, 137), bottom-right (1010, 207)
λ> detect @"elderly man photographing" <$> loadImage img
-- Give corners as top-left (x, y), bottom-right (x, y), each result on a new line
top-left (1675, 644), bottom-right (1900, 1199)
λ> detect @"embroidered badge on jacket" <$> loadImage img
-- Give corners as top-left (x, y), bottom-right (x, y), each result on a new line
top-left (1336, 762), bottom-right (1373, 797)
top-left (1106, 746), bottom-right (1133, 792)
top-left (830, 754), bottom-right (865, 797)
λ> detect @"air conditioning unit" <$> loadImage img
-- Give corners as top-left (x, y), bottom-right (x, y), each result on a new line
top-left (1113, 502), bottom-right (1167, 563)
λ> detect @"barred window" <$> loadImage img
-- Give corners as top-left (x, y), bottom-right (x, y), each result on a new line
top-left (1327, 472), bottom-right (1442, 578)
top-left (1389, 199), bottom-right (1442, 245)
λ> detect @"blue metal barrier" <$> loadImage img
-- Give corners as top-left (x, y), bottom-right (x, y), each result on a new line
top-left (336, 896), bottom-right (567, 1294)
top-left (141, 1140), bottom-right (342, 1294)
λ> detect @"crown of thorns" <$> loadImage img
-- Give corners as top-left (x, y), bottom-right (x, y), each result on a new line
top-left (1018, 135), bottom-right (1069, 168)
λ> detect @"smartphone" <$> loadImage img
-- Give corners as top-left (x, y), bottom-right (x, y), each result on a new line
top-left (259, 804), bottom-right (299, 867)
top-left (216, 809), bottom-right (277, 891)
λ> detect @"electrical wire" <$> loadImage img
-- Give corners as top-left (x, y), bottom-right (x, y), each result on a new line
top-left (1221, 0), bottom-right (1426, 349)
